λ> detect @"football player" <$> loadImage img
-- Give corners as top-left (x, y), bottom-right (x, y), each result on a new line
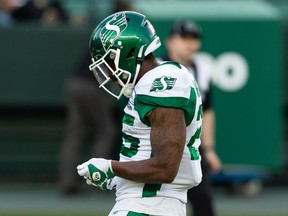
top-left (77, 11), bottom-right (203, 216)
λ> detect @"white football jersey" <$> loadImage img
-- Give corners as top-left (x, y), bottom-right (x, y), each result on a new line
top-left (114, 62), bottom-right (203, 206)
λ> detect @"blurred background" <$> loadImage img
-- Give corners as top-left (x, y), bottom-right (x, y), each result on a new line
top-left (0, 0), bottom-right (287, 215)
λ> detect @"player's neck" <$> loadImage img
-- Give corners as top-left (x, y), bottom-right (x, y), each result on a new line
top-left (137, 54), bottom-right (159, 82)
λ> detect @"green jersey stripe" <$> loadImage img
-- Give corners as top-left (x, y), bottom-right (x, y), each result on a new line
top-left (142, 183), bottom-right (162, 197)
top-left (135, 87), bottom-right (198, 126)
top-left (121, 133), bottom-right (140, 158)
top-left (123, 113), bottom-right (135, 126)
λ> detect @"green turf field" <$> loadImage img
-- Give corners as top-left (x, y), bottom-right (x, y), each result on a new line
top-left (1, 184), bottom-right (287, 216)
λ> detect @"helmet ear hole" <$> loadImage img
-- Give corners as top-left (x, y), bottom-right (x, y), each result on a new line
top-left (126, 47), bottom-right (136, 58)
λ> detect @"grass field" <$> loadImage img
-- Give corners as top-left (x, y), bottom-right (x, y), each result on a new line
top-left (1, 184), bottom-right (287, 216)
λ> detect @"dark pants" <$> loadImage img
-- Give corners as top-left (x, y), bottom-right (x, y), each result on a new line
top-left (59, 77), bottom-right (116, 193)
top-left (187, 156), bottom-right (215, 216)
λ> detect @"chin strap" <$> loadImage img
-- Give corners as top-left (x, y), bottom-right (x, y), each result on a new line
top-left (122, 45), bottom-right (145, 98)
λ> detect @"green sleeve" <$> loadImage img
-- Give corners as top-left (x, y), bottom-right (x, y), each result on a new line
top-left (134, 93), bottom-right (195, 126)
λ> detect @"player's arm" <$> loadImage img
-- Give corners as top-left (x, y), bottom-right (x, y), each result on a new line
top-left (201, 108), bottom-right (215, 152)
top-left (112, 106), bottom-right (186, 183)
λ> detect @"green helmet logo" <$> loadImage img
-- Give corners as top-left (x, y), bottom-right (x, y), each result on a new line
top-left (100, 13), bottom-right (128, 51)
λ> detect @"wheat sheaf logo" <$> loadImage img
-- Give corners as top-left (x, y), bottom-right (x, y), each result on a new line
top-left (150, 76), bottom-right (177, 92)
top-left (100, 13), bottom-right (128, 51)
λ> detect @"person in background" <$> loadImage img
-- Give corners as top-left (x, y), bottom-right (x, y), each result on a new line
top-left (59, 0), bottom-right (134, 195)
top-left (0, 0), bottom-right (21, 26)
top-left (59, 51), bottom-right (117, 195)
top-left (11, 0), bottom-right (68, 24)
top-left (41, 0), bottom-right (68, 25)
top-left (162, 19), bottom-right (222, 216)
top-left (11, 0), bottom-right (47, 21)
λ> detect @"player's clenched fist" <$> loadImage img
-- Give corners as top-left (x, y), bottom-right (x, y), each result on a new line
top-left (77, 158), bottom-right (115, 190)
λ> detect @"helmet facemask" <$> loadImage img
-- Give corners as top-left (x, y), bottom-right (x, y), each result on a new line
top-left (89, 45), bottom-right (139, 99)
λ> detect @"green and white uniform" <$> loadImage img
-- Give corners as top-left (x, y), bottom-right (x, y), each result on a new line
top-left (111, 62), bottom-right (203, 215)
